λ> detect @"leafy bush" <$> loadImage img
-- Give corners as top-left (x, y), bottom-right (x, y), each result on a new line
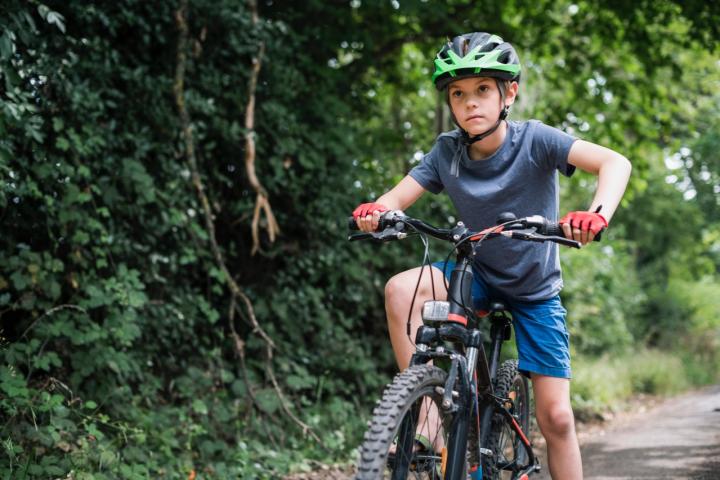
top-left (561, 239), bottom-right (643, 355)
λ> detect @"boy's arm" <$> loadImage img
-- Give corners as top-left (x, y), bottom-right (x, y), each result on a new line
top-left (354, 175), bottom-right (426, 232)
top-left (376, 175), bottom-right (427, 210)
top-left (565, 139), bottom-right (632, 244)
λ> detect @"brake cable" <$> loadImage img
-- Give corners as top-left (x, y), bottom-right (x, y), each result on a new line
top-left (404, 222), bottom-right (434, 346)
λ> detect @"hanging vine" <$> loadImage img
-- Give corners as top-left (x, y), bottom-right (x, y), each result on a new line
top-left (173, 0), bottom-right (319, 444)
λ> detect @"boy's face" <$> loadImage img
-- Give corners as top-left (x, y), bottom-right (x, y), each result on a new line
top-left (447, 77), bottom-right (518, 135)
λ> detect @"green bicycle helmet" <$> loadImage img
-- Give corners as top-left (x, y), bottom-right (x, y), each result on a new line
top-left (432, 32), bottom-right (521, 91)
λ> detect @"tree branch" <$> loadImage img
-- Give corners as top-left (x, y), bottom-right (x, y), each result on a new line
top-left (228, 295), bottom-right (260, 412)
top-left (20, 304), bottom-right (88, 339)
top-left (244, 0), bottom-right (279, 255)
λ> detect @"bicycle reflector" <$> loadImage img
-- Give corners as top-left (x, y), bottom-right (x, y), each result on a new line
top-left (422, 301), bottom-right (450, 322)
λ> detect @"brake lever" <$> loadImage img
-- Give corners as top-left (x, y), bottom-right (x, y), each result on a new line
top-left (348, 232), bottom-right (375, 242)
top-left (502, 229), bottom-right (581, 249)
top-left (544, 235), bottom-right (582, 249)
top-left (501, 228), bottom-right (535, 240)
top-left (348, 226), bottom-right (409, 243)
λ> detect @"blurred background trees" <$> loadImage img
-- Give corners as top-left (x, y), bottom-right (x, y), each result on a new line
top-left (1, 1), bottom-right (718, 477)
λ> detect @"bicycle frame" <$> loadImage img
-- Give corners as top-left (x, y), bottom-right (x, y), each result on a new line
top-left (407, 244), bottom-right (538, 479)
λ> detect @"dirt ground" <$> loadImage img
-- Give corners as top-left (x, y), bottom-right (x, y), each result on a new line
top-left (284, 386), bottom-right (720, 480)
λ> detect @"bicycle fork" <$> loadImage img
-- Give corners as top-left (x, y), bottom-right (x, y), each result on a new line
top-left (429, 355), bottom-right (468, 480)
top-left (439, 344), bottom-right (487, 480)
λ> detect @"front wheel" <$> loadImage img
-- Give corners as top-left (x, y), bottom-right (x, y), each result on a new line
top-left (355, 365), bottom-right (460, 480)
top-left (482, 359), bottom-right (531, 480)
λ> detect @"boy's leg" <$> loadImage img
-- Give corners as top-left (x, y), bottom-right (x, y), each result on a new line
top-left (384, 266), bottom-right (447, 370)
top-left (532, 374), bottom-right (582, 480)
top-left (509, 295), bottom-right (581, 479)
top-left (385, 266), bottom-right (447, 452)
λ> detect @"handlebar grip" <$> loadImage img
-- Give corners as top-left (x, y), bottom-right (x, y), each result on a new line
top-left (545, 221), bottom-right (603, 241)
top-left (543, 222), bottom-right (565, 238)
top-left (348, 211), bottom-right (401, 232)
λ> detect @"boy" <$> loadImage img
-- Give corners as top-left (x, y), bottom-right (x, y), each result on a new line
top-left (352, 32), bottom-right (631, 479)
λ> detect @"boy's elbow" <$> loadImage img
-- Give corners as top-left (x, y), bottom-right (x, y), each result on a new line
top-left (623, 155), bottom-right (632, 176)
top-left (615, 154), bottom-right (632, 176)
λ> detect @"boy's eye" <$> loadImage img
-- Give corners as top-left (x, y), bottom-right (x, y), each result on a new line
top-left (479, 85), bottom-right (490, 93)
top-left (450, 90), bottom-right (463, 98)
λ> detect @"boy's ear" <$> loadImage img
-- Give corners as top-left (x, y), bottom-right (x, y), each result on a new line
top-left (505, 81), bottom-right (520, 105)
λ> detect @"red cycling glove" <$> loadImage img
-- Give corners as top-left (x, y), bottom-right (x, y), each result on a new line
top-left (559, 211), bottom-right (608, 236)
top-left (352, 202), bottom-right (388, 219)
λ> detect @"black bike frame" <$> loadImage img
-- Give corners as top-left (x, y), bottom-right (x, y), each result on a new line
top-left (407, 242), bottom-right (538, 480)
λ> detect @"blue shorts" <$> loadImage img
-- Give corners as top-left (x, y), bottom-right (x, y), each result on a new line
top-left (433, 261), bottom-right (571, 379)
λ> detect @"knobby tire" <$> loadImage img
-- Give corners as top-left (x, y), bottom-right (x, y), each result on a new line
top-left (356, 365), bottom-right (460, 480)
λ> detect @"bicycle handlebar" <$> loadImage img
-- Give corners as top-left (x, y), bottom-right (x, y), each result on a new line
top-left (348, 211), bottom-right (592, 249)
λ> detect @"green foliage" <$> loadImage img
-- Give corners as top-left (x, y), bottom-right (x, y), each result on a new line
top-left (571, 348), bottom-right (709, 419)
top-left (0, 0), bottom-right (718, 477)
top-left (571, 354), bottom-right (634, 412)
top-left (561, 239), bottom-right (643, 355)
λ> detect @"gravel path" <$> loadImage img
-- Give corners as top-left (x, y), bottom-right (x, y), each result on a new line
top-left (285, 385), bottom-right (720, 479)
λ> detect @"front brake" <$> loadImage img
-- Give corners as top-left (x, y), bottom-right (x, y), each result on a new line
top-left (348, 225), bottom-right (409, 243)
top-left (501, 228), bottom-right (581, 249)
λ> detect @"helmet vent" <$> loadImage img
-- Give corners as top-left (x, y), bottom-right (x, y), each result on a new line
top-left (478, 42), bottom-right (496, 53)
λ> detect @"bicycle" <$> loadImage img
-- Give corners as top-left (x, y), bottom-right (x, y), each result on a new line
top-left (349, 210), bottom-right (583, 480)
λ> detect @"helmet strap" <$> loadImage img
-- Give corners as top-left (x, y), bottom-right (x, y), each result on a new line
top-left (462, 117), bottom-right (503, 145)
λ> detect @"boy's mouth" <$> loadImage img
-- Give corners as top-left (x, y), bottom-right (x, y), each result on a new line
top-left (466, 114), bottom-right (484, 122)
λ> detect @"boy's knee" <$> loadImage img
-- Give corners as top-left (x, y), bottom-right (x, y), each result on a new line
top-left (385, 273), bottom-right (413, 302)
top-left (537, 404), bottom-right (575, 438)
top-left (385, 268), bottom-right (445, 302)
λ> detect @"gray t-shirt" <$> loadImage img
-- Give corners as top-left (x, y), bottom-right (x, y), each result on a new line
top-left (409, 120), bottom-right (577, 301)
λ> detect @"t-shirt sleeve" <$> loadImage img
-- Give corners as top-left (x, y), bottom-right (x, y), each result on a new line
top-left (531, 121), bottom-right (577, 177)
top-left (408, 140), bottom-right (444, 194)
